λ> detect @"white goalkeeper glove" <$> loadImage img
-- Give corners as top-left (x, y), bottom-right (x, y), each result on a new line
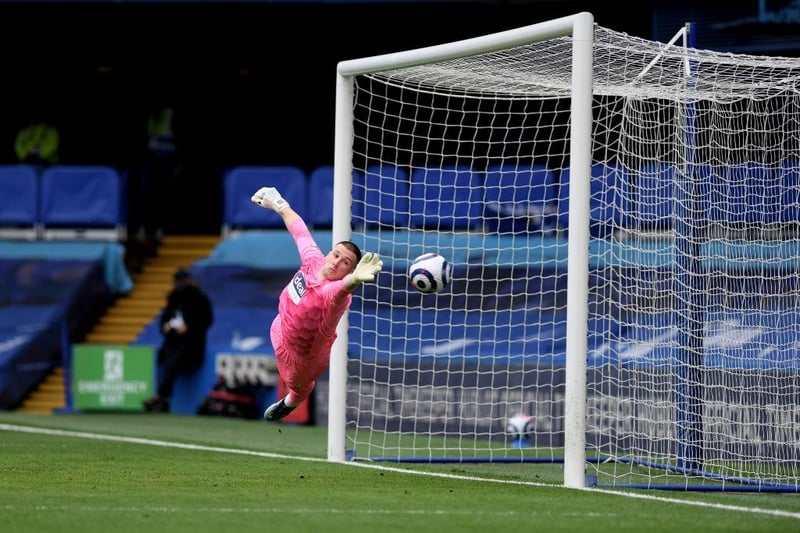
top-left (352, 252), bottom-right (383, 285)
top-left (251, 187), bottom-right (290, 213)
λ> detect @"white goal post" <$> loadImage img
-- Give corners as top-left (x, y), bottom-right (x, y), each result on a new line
top-left (326, 11), bottom-right (800, 492)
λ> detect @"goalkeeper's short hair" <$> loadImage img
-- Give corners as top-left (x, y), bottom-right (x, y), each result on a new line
top-left (337, 241), bottom-right (362, 264)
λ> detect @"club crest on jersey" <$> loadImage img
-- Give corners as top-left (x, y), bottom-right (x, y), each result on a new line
top-left (287, 271), bottom-right (307, 304)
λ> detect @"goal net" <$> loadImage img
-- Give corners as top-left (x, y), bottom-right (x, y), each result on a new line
top-left (326, 12), bottom-right (800, 491)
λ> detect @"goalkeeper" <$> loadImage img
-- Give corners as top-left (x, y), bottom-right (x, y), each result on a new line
top-left (251, 186), bottom-right (383, 421)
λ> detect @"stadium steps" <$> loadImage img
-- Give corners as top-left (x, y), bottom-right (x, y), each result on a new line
top-left (84, 234), bottom-right (220, 345)
top-left (15, 234), bottom-right (221, 415)
top-left (15, 367), bottom-right (67, 415)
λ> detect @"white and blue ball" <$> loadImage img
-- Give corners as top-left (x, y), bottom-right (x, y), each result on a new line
top-left (408, 252), bottom-right (451, 294)
top-left (506, 413), bottom-right (534, 446)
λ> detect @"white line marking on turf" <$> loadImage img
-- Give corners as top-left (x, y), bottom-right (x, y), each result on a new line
top-left (0, 504), bottom-right (599, 517)
top-left (346, 460), bottom-right (800, 520)
top-left (2, 423), bottom-right (799, 521)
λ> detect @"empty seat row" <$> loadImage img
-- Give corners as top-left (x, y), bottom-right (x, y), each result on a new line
top-left (0, 164), bottom-right (126, 241)
top-left (222, 161), bottom-right (800, 238)
top-left (631, 161), bottom-right (800, 229)
top-left (557, 161), bottom-right (800, 236)
top-left (222, 163), bottom-right (560, 236)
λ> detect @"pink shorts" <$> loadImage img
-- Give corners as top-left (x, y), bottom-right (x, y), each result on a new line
top-left (270, 316), bottom-right (330, 405)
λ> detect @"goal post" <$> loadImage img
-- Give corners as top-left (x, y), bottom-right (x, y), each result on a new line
top-left (327, 13), bottom-right (596, 488)
top-left (327, 11), bottom-right (800, 492)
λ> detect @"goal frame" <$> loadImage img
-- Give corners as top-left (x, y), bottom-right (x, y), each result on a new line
top-left (326, 11), bottom-right (595, 489)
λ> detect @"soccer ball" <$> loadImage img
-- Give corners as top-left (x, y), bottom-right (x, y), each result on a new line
top-left (408, 252), bottom-right (451, 294)
top-left (505, 413), bottom-right (533, 446)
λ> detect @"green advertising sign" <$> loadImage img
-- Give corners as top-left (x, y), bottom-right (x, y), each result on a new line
top-left (72, 344), bottom-right (154, 411)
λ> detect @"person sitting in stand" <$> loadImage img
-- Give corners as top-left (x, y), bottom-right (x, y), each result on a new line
top-left (143, 267), bottom-right (213, 413)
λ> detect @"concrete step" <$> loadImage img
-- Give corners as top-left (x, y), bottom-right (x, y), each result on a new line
top-left (99, 315), bottom-right (153, 326)
top-left (18, 370), bottom-right (66, 414)
top-left (39, 381), bottom-right (65, 393)
top-left (137, 265), bottom-right (179, 275)
top-left (83, 333), bottom-right (137, 344)
top-left (102, 309), bottom-right (160, 320)
top-left (27, 390), bottom-right (64, 402)
top-left (111, 298), bottom-right (164, 308)
top-left (161, 235), bottom-right (220, 246)
top-left (126, 286), bottom-right (171, 302)
top-left (130, 280), bottom-right (173, 290)
top-left (87, 324), bottom-right (145, 336)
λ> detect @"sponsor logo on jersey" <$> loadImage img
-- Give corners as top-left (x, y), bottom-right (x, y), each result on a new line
top-left (287, 271), bottom-right (307, 304)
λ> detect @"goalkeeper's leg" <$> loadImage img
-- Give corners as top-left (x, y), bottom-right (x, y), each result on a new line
top-left (263, 368), bottom-right (317, 420)
top-left (264, 397), bottom-right (296, 421)
top-left (264, 319), bottom-right (316, 421)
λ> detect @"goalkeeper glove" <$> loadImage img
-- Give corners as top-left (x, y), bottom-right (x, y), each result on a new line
top-left (251, 187), bottom-right (290, 213)
top-left (352, 252), bottom-right (383, 285)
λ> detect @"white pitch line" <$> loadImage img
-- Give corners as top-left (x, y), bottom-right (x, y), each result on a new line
top-left (0, 503), bottom-right (594, 517)
top-left (2, 423), bottom-right (799, 521)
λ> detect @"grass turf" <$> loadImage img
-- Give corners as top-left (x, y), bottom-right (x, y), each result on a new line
top-left (1, 412), bottom-right (799, 533)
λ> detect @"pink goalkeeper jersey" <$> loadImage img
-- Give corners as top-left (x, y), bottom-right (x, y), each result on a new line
top-left (272, 218), bottom-right (352, 366)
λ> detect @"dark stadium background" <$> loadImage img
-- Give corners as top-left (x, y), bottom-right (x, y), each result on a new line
top-left (0, 0), bottom-right (794, 234)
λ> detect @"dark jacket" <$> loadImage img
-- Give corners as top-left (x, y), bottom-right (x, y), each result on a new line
top-left (157, 282), bottom-right (213, 371)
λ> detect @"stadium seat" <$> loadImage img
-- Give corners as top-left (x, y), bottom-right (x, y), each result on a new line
top-left (708, 162), bottom-right (779, 226)
top-left (39, 165), bottom-right (125, 241)
top-left (409, 164), bottom-right (481, 230)
top-left (632, 162), bottom-right (719, 232)
top-left (482, 163), bottom-right (557, 233)
top-left (632, 162), bottom-right (676, 231)
top-left (222, 166), bottom-right (307, 237)
top-left (632, 162), bottom-right (782, 231)
top-left (669, 163), bottom-right (716, 228)
top-left (557, 162), bottom-right (630, 238)
top-left (352, 164), bottom-right (410, 229)
top-left (308, 166), bottom-right (335, 229)
top-left (780, 160), bottom-right (800, 225)
top-left (0, 165), bottom-right (39, 240)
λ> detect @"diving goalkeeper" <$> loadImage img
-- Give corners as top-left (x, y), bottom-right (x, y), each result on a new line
top-left (250, 186), bottom-right (383, 421)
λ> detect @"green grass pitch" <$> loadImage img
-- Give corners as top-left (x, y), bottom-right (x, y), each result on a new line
top-left (1, 412), bottom-right (799, 533)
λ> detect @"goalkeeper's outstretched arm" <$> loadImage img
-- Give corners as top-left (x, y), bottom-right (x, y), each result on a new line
top-left (250, 185), bottom-right (382, 291)
top-left (250, 186), bottom-right (299, 228)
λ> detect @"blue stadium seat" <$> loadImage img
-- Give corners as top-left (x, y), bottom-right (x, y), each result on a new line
top-left (633, 162), bottom-right (717, 231)
top-left (557, 162), bottom-right (630, 238)
top-left (0, 165), bottom-right (39, 240)
top-left (39, 165), bottom-right (125, 241)
top-left (482, 163), bottom-right (557, 233)
top-left (633, 162), bottom-right (781, 231)
top-left (409, 165), bottom-right (481, 230)
top-left (222, 166), bottom-right (307, 236)
top-left (308, 166), bottom-right (335, 229)
top-left (633, 162), bottom-right (676, 230)
top-left (708, 162), bottom-right (779, 226)
top-left (353, 164), bottom-right (410, 229)
top-left (669, 163), bottom-right (716, 227)
top-left (780, 160), bottom-right (800, 224)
